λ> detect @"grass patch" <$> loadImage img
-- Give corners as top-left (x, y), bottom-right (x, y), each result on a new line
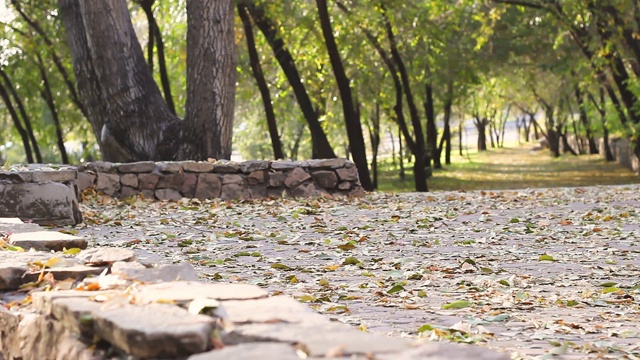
top-left (376, 145), bottom-right (640, 193)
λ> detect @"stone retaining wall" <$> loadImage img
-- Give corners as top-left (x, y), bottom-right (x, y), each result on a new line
top-left (77, 159), bottom-right (364, 201)
top-left (0, 165), bottom-right (82, 226)
top-left (564, 135), bottom-right (640, 173)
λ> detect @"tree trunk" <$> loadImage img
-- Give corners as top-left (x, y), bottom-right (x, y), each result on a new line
top-left (36, 54), bottom-right (69, 164)
top-left (574, 84), bottom-right (598, 154)
top-left (139, 0), bottom-right (177, 116)
top-left (245, 1), bottom-right (335, 159)
top-left (59, 0), bottom-right (179, 162)
top-left (424, 81), bottom-right (439, 169)
top-left (438, 82), bottom-right (453, 165)
top-left (0, 80), bottom-right (34, 163)
top-left (316, 0), bottom-right (372, 191)
top-left (181, 0), bottom-right (236, 160)
top-left (398, 125), bottom-right (405, 180)
top-left (368, 102), bottom-right (381, 189)
top-left (238, 3), bottom-right (284, 160)
top-left (0, 70), bottom-right (42, 162)
top-left (473, 116), bottom-right (488, 151)
top-left (458, 122), bottom-right (463, 156)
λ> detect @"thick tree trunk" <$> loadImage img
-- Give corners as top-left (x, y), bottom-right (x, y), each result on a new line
top-left (473, 116), bottom-right (488, 151)
top-left (181, 0), bottom-right (236, 160)
top-left (59, 0), bottom-right (179, 162)
top-left (316, 0), bottom-right (372, 190)
top-left (245, 1), bottom-right (335, 159)
top-left (238, 3), bottom-right (284, 160)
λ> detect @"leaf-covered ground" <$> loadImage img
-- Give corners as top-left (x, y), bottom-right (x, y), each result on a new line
top-left (74, 185), bottom-right (640, 359)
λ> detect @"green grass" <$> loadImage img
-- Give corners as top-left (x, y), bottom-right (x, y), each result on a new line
top-left (376, 145), bottom-right (640, 193)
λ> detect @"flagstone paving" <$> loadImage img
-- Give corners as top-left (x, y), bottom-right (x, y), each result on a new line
top-left (73, 184), bottom-right (640, 359)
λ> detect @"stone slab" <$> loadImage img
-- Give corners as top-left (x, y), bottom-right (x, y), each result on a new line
top-left (111, 262), bottom-right (199, 283)
top-left (0, 218), bottom-right (23, 224)
top-left (377, 342), bottom-right (511, 360)
top-left (93, 303), bottom-right (215, 358)
top-left (78, 247), bottom-right (136, 265)
top-left (188, 342), bottom-right (302, 360)
top-left (307, 158), bottom-right (347, 169)
top-left (238, 161), bottom-right (269, 173)
top-left (134, 282), bottom-right (267, 304)
top-left (225, 322), bottom-right (409, 357)
top-left (8, 231), bottom-right (87, 251)
top-left (0, 182), bottom-right (82, 226)
top-left (117, 161), bottom-right (156, 173)
top-left (0, 252), bottom-right (50, 290)
top-left (31, 170), bottom-right (77, 183)
top-left (182, 162), bottom-right (215, 173)
top-left (214, 296), bottom-right (326, 324)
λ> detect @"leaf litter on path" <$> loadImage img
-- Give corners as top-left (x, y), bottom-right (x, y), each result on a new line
top-left (74, 185), bottom-right (640, 359)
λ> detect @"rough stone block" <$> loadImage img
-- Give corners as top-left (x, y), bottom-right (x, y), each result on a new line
top-left (291, 182), bottom-right (327, 198)
top-left (271, 160), bottom-right (299, 171)
top-left (86, 161), bottom-right (116, 173)
top-left (134, 282), bottom-right (267, 304)
top-left (267, 171), bottom-right (285, 188)
top-left (120, 174), bottom-right (139, 188)
top-left (311, 170), bottom-right (338, 189)
top-left (338, 181), bottom-right (352, 190)
top-left (93, 303), bottom-right (215, 358)
top-left (0, 182), bottom-right (82, 226)
top-left (336, 167), bottom-right (358, 181)
top-left (284, 168), bottom-right (311, 189)
top-left (8, 231), bottom-right (87, 251)
top-left (141, 189), bottom-right (156, 199)
top-left (78, 247), bottom-right (136, 266)
top-left (0, 307), bottom-right (21, 358)
top-left (248, 184), bottom-right (268, 199)
top-left (112, 262), bottom-right (199, 283)
top-left (156, 188), bottom-right (183, 201)
top-left (182, 162), bottom-right (215, 173)
top-left (188, 343), bottom-right (301, 360)
top-left (239, 161), bottom-right (270, 173)
top-left (119, 186), bottom-right (138, 198)
top-left (96, 173), bottom-right (121, 197)
top-left (221, 184), bottom-right (248, 200)
top-left (195, 173), bottom-right (221, 199)
top-left (307, 158), bottom-right (347, 169)
top-left (31, 170), bottom-right (77, 183)
top-left (221, 174), bottom-right (245, 185)
top-left (247, 171), bottom-right (265, 185)
top-left (213, 162), bottom-right (240, 173)
top-left (157, 162), bottom-right (183, 173)
top-left (0, 171), bottom-right (33, 183)
top-left (17, 312), bottom-right (69, 360)
top-left (138, 173), bottom-right (160, 190)
top-left (117, 161), bottom-right (156, 173)
top-left (157, 173), bottom-right (183, 189)
top-left (76, 172), bottom-right (96, 191)
top-left (181, 173), bottom-right (198, 198)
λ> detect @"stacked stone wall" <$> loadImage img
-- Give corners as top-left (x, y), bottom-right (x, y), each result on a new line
top-left (77, 158), bottom-right (364, 201)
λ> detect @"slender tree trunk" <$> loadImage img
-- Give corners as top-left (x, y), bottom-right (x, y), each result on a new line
top-left (473, 116), bottom-right (488, 151)
top-left (245, 1), bottom-right (335, 159)
top-left (438, 82), bottom-right (453, 165)
top-left (238, 3), bottom-right (284, 159)
top-left (398, 125), bottom-right (405, 180)
top-left (424, 81), bottom-right (439, 169)
top-left (316, 0), bottom-right (372, 190)
top-left (574, 84), bottom-right (598, 154)
top-left (139, 0), bottom-right (176, 115)
top-left (36, 55), bottom-right (69, 164)
top-left (368, 102), bottom-right (381, 189)
top-left (458, 121), bottom-right (463, 156)
top-left (0, 70), bottom-right (42, 162)
top-left (0, 80), bottom-right (34, 163)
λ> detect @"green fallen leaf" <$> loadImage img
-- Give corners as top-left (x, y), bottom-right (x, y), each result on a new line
top-left (538, 254), bottom-right (556, 261)
top-left (599, 281), bottom-right (618, 288)
top-left (337, 242), bottom-right (356, 251)
top-left (417, 324), bottom-right (435, 333)
top-left (602, 287), bottom-right (621, 293)
top-left (387, 284), bottom-right (405, 294)
top-left (298, 295), bottom-right (318, 302)
top-left (271, 263), bottom-right (292, 270)
top-left (509, 218), bottom-right (520, 223)
top-left (498, 279), bottom-right (510, 287)
top-left (566, 300), bottom-right (579, 307)
top-left (407, 273), bottom-right (423, 280)
top-left (63, 248), bottom-right (82, 255)
top-left (417, 290), bottom-right (427, 297)
top-left (343, 257), bottom-right (361, 265)
top-left (442, 300), bottom-right (472, 310)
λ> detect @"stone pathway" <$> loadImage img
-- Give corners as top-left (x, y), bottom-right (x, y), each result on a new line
top-left (73, 185), bottom-right (640, 359)
top-left (0, 218), bottom-right (506, 359)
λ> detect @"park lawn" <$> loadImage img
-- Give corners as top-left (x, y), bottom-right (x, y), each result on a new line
top-left (376, 144), bottom-right (640, 192)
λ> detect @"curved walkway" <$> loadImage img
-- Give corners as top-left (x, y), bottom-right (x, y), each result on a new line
top-left (78, 184), bottom-right (640, 359)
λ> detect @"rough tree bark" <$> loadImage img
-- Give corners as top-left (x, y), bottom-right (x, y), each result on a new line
top-left (316, 0), bottom-right (373, 191)
top-left (58, 0), bottom-right (236, 162)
